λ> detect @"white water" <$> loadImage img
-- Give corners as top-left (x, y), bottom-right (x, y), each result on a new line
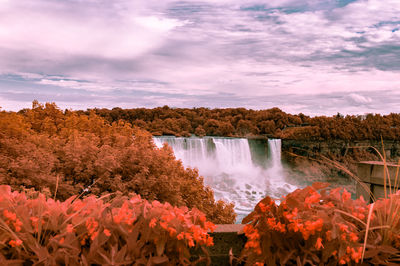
top-left (153, 136), bottom-right (297, 221)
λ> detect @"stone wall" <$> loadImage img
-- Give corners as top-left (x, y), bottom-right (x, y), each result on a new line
top-left (279, 139), bottom-right (400, 187)
top-left (281, 140), bottom-right (400, 159)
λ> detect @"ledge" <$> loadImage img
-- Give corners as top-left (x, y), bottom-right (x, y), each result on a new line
top-left (357, 161), bottom-right (400, 202)
top-left (192, 224), bottom-right (247, 266)
top-left (212, 224), bottom-right (245, 233)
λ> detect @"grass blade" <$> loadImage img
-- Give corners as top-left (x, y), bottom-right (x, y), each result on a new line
top-left (362, 202), bottom-right (375, 262)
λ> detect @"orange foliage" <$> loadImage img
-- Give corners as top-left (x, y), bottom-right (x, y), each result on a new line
top-left (241, 183), bottom-right (400, 265)
top-left (91, 106), bottom-right (400, 140)
top-left (0, 102), bottom-right (235, 224)
top-left (0, 185), bottom-right (215, 265)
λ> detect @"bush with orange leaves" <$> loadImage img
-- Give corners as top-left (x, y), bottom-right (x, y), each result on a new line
top-left (241, 183), bottom-right (400, 265)
top-left (0, 185), bottom-right (216, 265)
top-left (0, 102), bottom-right (235, 224)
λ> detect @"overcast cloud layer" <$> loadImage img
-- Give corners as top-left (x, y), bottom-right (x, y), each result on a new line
top-left (0, 0), bottom-right (399, 115)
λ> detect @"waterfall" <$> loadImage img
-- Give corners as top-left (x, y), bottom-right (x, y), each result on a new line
top-left (153, 137), bottom-right (255, 177)
top-left (153, 136), bottom-right (297, 221)
top-left (269, 139), bottom-right (282, 170)
top-left (265, 139), bottom-right (297, 198)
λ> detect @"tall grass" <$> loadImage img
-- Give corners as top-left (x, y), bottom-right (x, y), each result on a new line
top-left (328, 144), bottom-right (400, 263)
top-left (286, 143), bottom-right (400, 263)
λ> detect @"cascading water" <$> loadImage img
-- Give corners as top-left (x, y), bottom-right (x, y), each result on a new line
top-left (153, 136), bottom-right (297, 221)
top-left (265, 139), bottom-right (297, 199)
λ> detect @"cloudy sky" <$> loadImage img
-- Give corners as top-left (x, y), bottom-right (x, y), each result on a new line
top-left (0, 0), bottom-right (399, 115)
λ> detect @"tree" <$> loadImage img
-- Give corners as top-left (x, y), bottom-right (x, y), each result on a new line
top-left (195, 125), bottom-right (206, 137)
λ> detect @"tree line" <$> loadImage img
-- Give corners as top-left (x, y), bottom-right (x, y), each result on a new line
top-left (81, 106), bottom-right (400, 141)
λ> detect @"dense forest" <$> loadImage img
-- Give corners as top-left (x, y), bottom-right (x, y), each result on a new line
top-left (2, 106), bottom-right (398, 264)
top-left (75, 106), bottom-right (400, 141)
top-left (0, 101), bottom-right (235, 223)
top-left (3, 101), bottom-right (399, 222)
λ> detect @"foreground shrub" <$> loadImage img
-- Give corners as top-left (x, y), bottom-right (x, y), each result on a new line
top-left (369, 191), bottom-right (400, 264)
top-left (0, 102), bottom-right (236, 224)
top-left (241, 183), bottom-right (400, 265)
top-left (0, 185), bottom-right (215, 265)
